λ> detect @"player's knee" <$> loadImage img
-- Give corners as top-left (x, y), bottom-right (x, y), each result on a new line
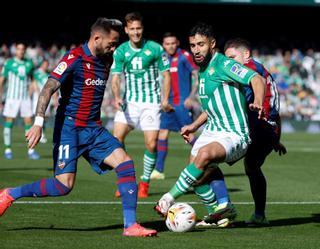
top-left (54, 175), bottom-right (75, 192)
top-left (145, 140), bottom-right (157, 152)
top-left (195, 150), bottom-right (212, 169)
top-left (244, 157), bottom-right (263, 176)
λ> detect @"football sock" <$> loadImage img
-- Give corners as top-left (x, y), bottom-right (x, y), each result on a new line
top-left (194, 184), bottom-right (217, 214)
top-left (155, 139), bottom-right (168, 173)
top-left (115, 160), bottom-right (137, 228)
top-left (141, 150), bottom-right (156, 183)
top-left (24, 124), bottom-right (32, 134)
top-left (3, 121), bottom-right (13, 149)
top-left (247, 169), bottom-right (266, 217)
top-left (9, 178), bottom-right (71, 200)
top-left (169, 163), bottom-right (203, 198)
top-left (209, 167), bottom-right (230, 204)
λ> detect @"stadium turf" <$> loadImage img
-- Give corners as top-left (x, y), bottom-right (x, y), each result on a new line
top-left (0, 128), bottom-right (319, 249)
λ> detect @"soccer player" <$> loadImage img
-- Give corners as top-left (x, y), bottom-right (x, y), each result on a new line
top-left (150, 32), bottom-right (198, 180)
top-left (0, 42), bottom-right (40, 160)
top-left (111, 12), bottom-right (172, 198)
top-left (155, 23), bottom-right (266, 221)
top-left (0, 18), bottom-right (157, 237)
top-left (224, 38), bottom-right (286, 225)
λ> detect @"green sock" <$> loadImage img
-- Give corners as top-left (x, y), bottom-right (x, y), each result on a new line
top-left (24, 124), bottom-right (32, 134)
top-left (194, 184), bottom-right (217, 214)
top-left (141, 150), bottom-right (156, 183)
top-left (3, 121), bottom-right (13, 149)
top-left (169, 163), bottom-right (203, 199)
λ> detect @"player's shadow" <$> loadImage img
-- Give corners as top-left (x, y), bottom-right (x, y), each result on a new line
top-left (228, 213), bottom-right (320, 229)
top-left (8, 220), bottom-right (204, 233)
top-left (0, 167), bottom-right (52, 172)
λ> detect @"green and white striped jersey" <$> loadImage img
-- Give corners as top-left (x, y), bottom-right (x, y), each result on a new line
top-left (111, 40), bottom-right (169, 104)
top-left (1, 57), bottom-right (33, 100)
top-left (198, 52), bottom-right (257, 143)
top-left (33, 68), bottom-right (48, 91)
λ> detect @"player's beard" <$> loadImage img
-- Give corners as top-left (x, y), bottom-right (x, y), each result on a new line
top-left (195, 52), bottom-right (212, 69)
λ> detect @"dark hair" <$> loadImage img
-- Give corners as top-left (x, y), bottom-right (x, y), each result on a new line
top-left (124, 12), bottom-right (143, 25)
top-left (91, 17), bottom-right (122, 34)
top-left (189, 22), bottom-right (215, 39)
top-left (163, 32), bottom-right (177, 39)
top-left (224, 38), bottom-right (251, 53)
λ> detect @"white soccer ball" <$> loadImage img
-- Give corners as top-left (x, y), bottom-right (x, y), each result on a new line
top-left (165, 202), bottom-right (196, 232)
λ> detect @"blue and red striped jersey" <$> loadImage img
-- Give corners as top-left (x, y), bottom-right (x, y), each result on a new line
top-left (244, 59), bottom-right (280, 122)
top-left (168, 49), bottom-right (197, 106)
top-left (50, 43), bottom-right (112, 127)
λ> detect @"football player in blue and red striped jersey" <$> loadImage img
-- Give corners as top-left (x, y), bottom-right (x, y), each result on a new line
top-left (0, 17), bottom-right (157, 237)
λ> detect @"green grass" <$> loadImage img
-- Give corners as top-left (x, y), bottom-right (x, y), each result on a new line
top-left (0, 128), bottom-right (320, 249)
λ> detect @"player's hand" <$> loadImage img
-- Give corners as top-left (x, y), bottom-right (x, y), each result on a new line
top-left (274, 142), bottom-right (287, 156)
top-left (25, 125), bottom-right (42, 149)
top-left (184, 97), bottom-right (193, 109)
top-left (161, 100), bottom-right (174, 113)
top-left (114, 97), bottom-right (124, 111)
top-left (180, 124), bottom-right (197, 143)
top-left (249, 103), bottom-right (265, 120)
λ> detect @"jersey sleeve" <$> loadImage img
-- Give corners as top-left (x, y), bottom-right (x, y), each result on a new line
top-left (111, 47), bottom-right (125, 74)
top-left (182, 50), bottom-right (198, 73)
top-left (1, 60), bottom-right (9, 78)
top-left (220, 58), bottom-right (257, 85)
top-left (157, 46), bottom-right (170, 72)
top-left (49, 50), bottom-right (78, 84)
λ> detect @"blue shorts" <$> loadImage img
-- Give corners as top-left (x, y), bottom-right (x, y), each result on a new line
top-left (160, 105), bottom-right (193, 132)
top-left (53, 117), bottom-right (123, 176)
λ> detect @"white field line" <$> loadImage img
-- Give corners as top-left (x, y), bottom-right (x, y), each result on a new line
top-left (14, 201), bottom-right (320, 205)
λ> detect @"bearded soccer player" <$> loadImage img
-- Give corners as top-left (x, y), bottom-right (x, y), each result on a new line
top-left (155, 23), bottom-right (266, 222)
top-left (111, 12), bottom-right (172, 198)
top-left (151, 32), bottom-right (198, 180)
top-left (0, 18), bottom-right (157, 237)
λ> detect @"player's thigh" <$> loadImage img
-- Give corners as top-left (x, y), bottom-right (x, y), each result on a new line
top-left (53, 121), bottom-right (79, 176)
top-left (194, 142), bottom-right (226, 169)
top-left (113, 121), bottom-right (132, 143)
top-left (85, 127), bottom-right (128, 173)
top-left (20, 98), bottom-right (33, 118)
top-left (140, 105), bottom-right (161, 131)
top-left (3, 99), bottom-right (20, 118)
top-left (114, 102), bottom-right (139, 129)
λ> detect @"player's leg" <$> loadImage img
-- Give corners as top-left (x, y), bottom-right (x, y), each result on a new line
top-left (113, 122), bottom-right (132, 144)
top-left (2, 99), bottom-right (19, 159)
top-left (139, 130), bottom-right (158, 198)
top-left (23, 117), bottom-right (40, 160)
top-left (153, 128), bottom-right (169, 178)
top-left (0, 121), bottom-right (78, 217)
top-left (92, 128), bottom-right (156, 236)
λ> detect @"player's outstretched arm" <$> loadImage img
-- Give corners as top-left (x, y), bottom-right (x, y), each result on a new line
top-left (26, 78), bottom-right (61, 149)
top-left (249, 74), bottom-right (266, 119)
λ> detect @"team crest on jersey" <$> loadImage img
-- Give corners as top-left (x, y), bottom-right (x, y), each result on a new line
top-left (224, 60), bottom-right (231, 67)
top-left (172, 57), bottom-right (178, 62)
top-left (86, 63), bottom-right (91, 69)
top-left (58, 160), bottom-right (66, 169)
top-left (230, 63), bottom-right (248, 79)
top-left (53, 62), bottom-right (67, 75)
top-left (67, 54), bottom-right (74, 60)
top-left (162, 53), bottom-right (169, 66)
top-left (208, 67), bottom-right (215, 75)
top-left (125, 52), bottom-right (131, 57)
top-left (144, 49), bottom-right (151, 56)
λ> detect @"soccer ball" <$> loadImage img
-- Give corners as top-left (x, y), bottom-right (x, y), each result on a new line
top-left (165, 202), bottom-right (196, 232)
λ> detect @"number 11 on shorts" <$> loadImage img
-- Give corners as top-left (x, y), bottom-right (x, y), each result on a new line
top-left (58, 144), bottom-right (70, 160)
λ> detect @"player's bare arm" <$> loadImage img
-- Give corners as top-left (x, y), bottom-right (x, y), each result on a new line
top-left (161, 70), bottom-right (174, 112)
top-left (249, 74), bottom-right (266, 119)
top-left (180, 111), bottom-right (208, 143)
top-left (184, 70), bottom-right (199, 108)
top-left (111, 73), bottom-right (123, 110)
top-left (26, 78), bottom-right (60, 149)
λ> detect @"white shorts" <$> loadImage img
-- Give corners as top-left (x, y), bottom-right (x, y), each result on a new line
top-left (3, 98), bottom-right (33, 118)
top-left (114, 102), bottom-right (161, 131)
top-left (191, 129), bottom-right (249, 163)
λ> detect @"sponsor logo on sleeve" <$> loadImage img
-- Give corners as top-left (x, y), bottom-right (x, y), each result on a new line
top-left (53, 62), bottom-right (67, 75)
top-left (230, 63), bottom-right (248, 79)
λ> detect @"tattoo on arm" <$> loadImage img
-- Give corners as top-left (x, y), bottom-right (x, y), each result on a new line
top-left (36, 78), bottom-right (60, 117)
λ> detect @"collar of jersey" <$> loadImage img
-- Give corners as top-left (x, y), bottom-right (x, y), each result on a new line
top-left (83, 42), bottom-right (93, 57)
top-left (128, 39), bottom-right (146, 52)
